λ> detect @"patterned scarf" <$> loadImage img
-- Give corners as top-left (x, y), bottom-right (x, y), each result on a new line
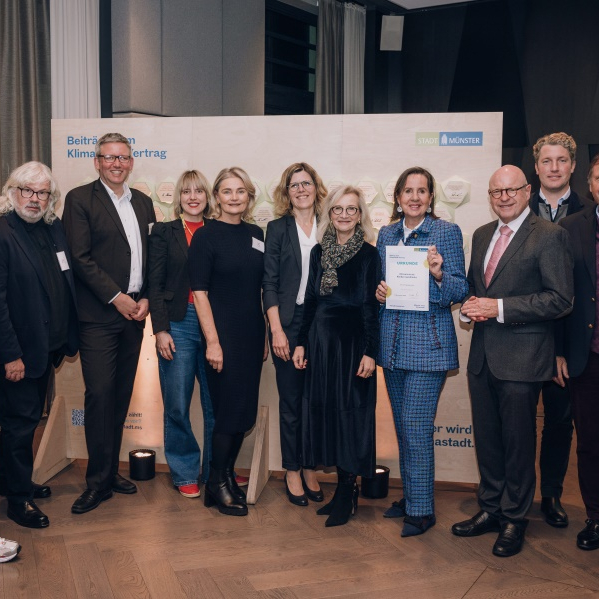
top-left (319, 225), bottom-right (364, 295)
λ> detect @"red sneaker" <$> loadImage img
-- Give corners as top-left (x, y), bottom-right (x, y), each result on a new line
top-left (178, 484), bottom-right (201, 498)
top-left (235, 475), bottom-right (249, 487)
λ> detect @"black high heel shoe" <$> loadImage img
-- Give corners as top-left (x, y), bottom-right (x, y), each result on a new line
top-left (301, 470), bottom-right (324, 502)
top-left (285, 475), bottom-right (308, 506)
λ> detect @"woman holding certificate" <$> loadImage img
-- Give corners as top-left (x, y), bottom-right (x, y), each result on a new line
top-left (189, 167), bottom-right (267, 516)
top-left (376, 167), bottom-right (468, 537)
top-left (263, 163), bottom-right (327, 507)
top-left (292, 186), bottom-right (381, 527)
top-left (148, 170), bottom-right (214, 499)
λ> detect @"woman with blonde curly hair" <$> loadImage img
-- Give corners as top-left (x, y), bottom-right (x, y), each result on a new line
top-left (263, 162), bottom-right (328, 506)
top-left (189, 167), bottom-right (267, 516)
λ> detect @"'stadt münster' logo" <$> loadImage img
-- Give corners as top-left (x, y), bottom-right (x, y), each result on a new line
top-left (416, 131), bottom-right (483, 147)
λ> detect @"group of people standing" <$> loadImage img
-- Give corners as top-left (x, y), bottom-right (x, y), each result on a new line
top-left (0, 130), bottom-right (597, 564)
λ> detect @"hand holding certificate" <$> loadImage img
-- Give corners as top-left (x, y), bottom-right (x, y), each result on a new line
top-left (385, 246), bottom-right (430, 311)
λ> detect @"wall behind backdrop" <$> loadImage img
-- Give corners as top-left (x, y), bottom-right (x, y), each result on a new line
top-left (52, 111), bottom-right (501, 484)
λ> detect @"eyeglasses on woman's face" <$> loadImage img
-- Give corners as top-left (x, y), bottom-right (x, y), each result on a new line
top-left (288, 180), bottom-right (314, 193)
top-left (330, 205), bottom-right (359, 216)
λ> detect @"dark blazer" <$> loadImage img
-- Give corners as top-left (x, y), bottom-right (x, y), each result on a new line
top-left (148, 218), bottom-right (206, 334)
top-left (466, 211), bottom-right (574, 382)
top-left (263, 214), bottom-right (304, 327)
top-left (62, 179), bottom-right (155, 324)
top-left (0, 212), bottom-right (79, 378)
top-left (558, 205), bottom-right (598, 377)
top-left (529, 189), bottom-right (593, 220)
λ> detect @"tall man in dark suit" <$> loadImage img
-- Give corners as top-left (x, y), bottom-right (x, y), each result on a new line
top-left (452, 165), bottom-right (573, 557)
top-left (555, 154), bottom-right (599, 551)
top-left (529, 132), bottom-right (593, 528)
top-left (0, 162), bottom-right (79, 528)
top-left (63, 133), bottom-right (155, 514)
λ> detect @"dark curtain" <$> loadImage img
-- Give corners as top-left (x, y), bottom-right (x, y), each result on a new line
top-left (315, 0), bottom-right (344, 114)
top-left (0, 0), bottom-right (51, 184)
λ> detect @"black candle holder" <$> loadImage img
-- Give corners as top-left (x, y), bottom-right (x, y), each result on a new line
top-left (129, 449), bottom-right (156, 481)
top-left (361, 465), bottom-right (390, 499)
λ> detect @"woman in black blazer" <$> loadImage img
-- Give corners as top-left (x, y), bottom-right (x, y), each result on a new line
top-left (263, 162), bottom-right (328, 505)
top-left (148, 170), bottom-right (214, 499)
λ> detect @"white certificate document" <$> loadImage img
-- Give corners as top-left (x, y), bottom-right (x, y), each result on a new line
top-left (386, 246), bottom-right (429, 311)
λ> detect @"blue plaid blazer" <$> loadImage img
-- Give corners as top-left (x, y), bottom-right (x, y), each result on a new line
top-left (377, 216), bottom-right (468, 371)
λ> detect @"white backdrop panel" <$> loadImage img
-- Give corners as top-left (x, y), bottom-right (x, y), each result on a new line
top-left (52, 113), bottom-right (502, 483)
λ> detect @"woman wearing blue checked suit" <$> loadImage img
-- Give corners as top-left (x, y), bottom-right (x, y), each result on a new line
top-left (376, 167), bottom-right (468, 537)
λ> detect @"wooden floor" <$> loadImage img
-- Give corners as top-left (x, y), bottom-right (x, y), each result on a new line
top-left (1, 436), bottom-right (598, 598)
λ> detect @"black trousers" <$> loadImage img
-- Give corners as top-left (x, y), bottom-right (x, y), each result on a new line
top-left (271, 304), bottom-right (305, 471)
top-left (79, 318), bottom-right (143, 491)
top-left (539, 379), bottom-right (573, 498)
top-left (569, 351), bottom-right (599, 520)
top-left (0, 356), bottom-right (53, 503)
top-left (468, 359), bottom-right (541, 522)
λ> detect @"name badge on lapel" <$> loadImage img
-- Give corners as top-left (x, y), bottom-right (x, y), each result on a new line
top-left (56, 251), bottom-right (70, 271)
top-left (252, 237), bottom-right (265, 253)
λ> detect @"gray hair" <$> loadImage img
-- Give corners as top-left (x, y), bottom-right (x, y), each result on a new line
top-left (0, 161), bottom-right (61, 224)
top-left (95, 132), bottom-right (132, 156)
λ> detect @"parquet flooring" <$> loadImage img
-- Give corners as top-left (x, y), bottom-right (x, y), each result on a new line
top-left (1, 433), bottom-right (598, 598)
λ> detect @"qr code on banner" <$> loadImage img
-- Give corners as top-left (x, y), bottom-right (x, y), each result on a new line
top-left (71, 409), bottom-right (85, 426)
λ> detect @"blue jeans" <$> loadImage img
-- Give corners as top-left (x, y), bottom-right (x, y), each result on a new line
top-left (158, 303), bottom-right (214, 485)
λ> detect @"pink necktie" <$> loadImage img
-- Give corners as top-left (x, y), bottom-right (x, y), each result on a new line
top-left (484, 225), bottom-right (513, 287)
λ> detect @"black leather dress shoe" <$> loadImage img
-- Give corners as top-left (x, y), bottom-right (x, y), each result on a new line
top-left (492, 521), bottom-right (527, 557)
top-left (577, 519), bottom-right (599, 551)
top-left (32, 482), bottom-right (52, 499)
top-left (71, 489), bottom-right (113, 514)
top-left (7, 500), bottom-right (49, 528)
top-left (541, 497), bottom-right (568, 528)
top-left (0, 480), bottom-right (51, 498)
top-left (112, 474), bottom-right (137, 494)
top-left (452, 510), bottom-right (501, 537)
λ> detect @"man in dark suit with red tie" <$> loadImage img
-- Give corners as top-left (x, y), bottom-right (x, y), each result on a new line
top-left (452, 165), bottom-right (573, 557)
top-left (63, 133), bottom-right (155, 514)
top-left (555, 154), bottom-right (599, 551)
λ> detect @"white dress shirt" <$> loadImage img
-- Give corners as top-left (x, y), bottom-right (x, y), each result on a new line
top-left (100, 179), bottom-right (144, 297)
top-left (296, 218), bottom-right (317, 305)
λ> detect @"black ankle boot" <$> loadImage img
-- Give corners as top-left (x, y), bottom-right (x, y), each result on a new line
top-left (204, 464), bottom-right (248, 516)
top-left (225, 433), bottom-right (246, 504)
top-left (325, 468), bottom-right (358, 527)
top-left (317, 485), bottom-right (340, 515)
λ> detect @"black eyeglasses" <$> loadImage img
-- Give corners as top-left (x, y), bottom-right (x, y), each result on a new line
top-left (97, 154), bottom-right (132, 164)
top-left (18, 187), bottom-right (51, 202)
top-left (488, 184), bottom-right (527, 199)
top-left (288, 180), bottom-right (313, 192)
top-left (331, 205), bottom-right (359, 216)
